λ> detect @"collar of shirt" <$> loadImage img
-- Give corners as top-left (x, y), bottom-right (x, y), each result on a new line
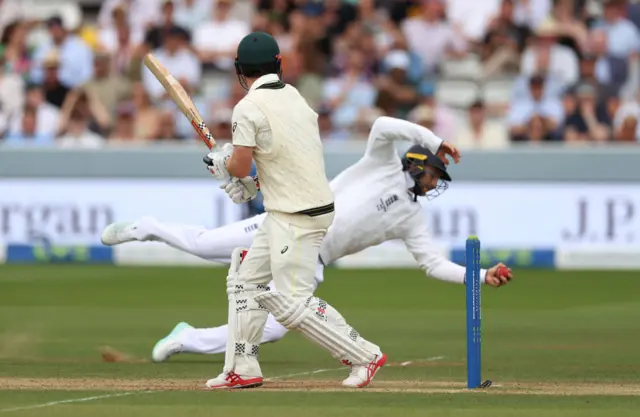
top-left (249, 73), bottom-right (281, 92)
top-left (405, 171), bottom-right (416, 197)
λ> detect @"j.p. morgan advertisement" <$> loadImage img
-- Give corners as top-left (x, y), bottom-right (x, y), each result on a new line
top-left (421, 182), bottom-right (639, 248)
top-left (1, 180), bottom-right (638, 249)
top-left (0, 179), bottom-right (244, 245)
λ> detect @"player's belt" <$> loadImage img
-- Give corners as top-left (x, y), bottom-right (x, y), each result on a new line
top-left (296, 203), bottom-right (334, 217)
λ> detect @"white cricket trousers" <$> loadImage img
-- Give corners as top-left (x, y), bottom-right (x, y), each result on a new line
top-left (178, 313), bottom-right (289, 354)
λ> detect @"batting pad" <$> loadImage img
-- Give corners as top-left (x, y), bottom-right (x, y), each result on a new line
top-left (254, 292), bottom-right (380, 365)
top-left (224, 248), bottom-right (270, 377)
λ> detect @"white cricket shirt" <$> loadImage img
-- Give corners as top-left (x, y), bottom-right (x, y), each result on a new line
top-left (318, 116), bottom-right (487, 284)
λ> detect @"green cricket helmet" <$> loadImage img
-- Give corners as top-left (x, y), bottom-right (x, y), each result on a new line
top-left (401, 144), bottom-right (451, 201)
top-left (235, 31), bottom-right (282, 90)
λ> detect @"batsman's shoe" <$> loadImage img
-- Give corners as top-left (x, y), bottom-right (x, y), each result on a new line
top-left (342, 353), bottom-right (388, 388)
top-left (205, 372), bottom-right (264, 389)
top-left (101, 221), bottom-right (137, 246)
top-left (151, 322), bottom-right (193, 362)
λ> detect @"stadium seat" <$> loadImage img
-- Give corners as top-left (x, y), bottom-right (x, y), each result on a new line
top-left (435, 79), bottom-right (480, 108)
top-left (440, 56), bottom-right (483, 80)
top-left (482, 78), bottom-right (516, 106)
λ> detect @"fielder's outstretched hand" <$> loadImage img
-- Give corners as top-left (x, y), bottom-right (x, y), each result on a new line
top-left (437, 141), bottom-right (461, 166)
top-left (485, 263), bottom-right (513, 288)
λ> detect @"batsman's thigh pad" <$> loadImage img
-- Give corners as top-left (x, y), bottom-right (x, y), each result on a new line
top-left (267, 213), bottom-right (326, 298)
top-left (237, 222), bottom-right (273, 286)
top-left (254, 291), bottom-right (380, 366)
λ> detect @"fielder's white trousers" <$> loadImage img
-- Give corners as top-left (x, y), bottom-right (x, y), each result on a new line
top-left (178, 312), bottom-right (289, 354)
top-left (129, 216), bottom-right (322, 355)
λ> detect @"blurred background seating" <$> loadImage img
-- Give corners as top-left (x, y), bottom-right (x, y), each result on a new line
top-left (0, 0), bottom-right (639, 148)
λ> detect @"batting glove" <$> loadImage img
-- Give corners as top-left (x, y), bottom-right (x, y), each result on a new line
top-left (203, 143), bottom-right (233, 180)
top-left (221, 176), bottom-right (260, 204)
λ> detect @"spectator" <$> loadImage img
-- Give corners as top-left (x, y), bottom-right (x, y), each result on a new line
top-left (354, 107), bottom-right (386, 137)
top-left (98, 0), bottom-right (161, 37)
top-left (536, 0), bottom-right (589, 55)
top-left (209, 107), bottom-right (233, 141)
top-left (629, 0), bottom-right (640, 30)
top-left (508, 75), bottom-right (564, 140)
top-left (513, 0), bottom-right (552, 30)
top-left (585, 30), bottom-right (628, 89)
top-left (130, 82), bottom-right (163, 139)
top-left (0, 20), bottom-right (32, 77)
top-left (613, 92), bottom-right (640, 141)
top-left (401, 0), bottom-right (467, 74)
top-left (0, 48), bottom-right (25, 134)
top-left (5, 105), bottom-right (54, 145)
top-left (563, 82), bottom-right (611, 142)
top-left (408, 104), bottom-right (437, 132)
top-left (174, 0), bottom-right (213, 31)
top-left (525, 114), bottom-right (555, 142)
top-left (9, 83), bottom-right (59, 138)
top-left (481, 0), bottom-right (531, 77)
top-left (322, 48), bottom-right (376, 132)
top-left (146, 0), bottom-right (189, 51)
top-left (455, 100), bottom-right (509, 149)
top-left (98, 4), bottom-right (145, 77)
top-left (0, 1), bottom-right (25, 38)
top-left (594, 0), bottom-right (640, 59)
top-left (447, 0), bottom-right (502, 42)
top-left (520, 21), bottom-right (579, 89)
top-left (58, 89), bottom-right (111, 137)
top-left (142, 26), bottom-right (201, 101)
top-left (374, 49), bottom-right (419, 119)
top-left (80, 51), bottom-right (132, 119)
top-left (41, 51), bottom-right (71, 108)
top-left (109, 101), bottom-right (138, 141)
top-left (57, 109), bottom-right (105, 148)
top-left (193, 0), bottom-right (250, 71)
top-left (410, 82), bottom-right (458, 139)
top-left (317, 105), bottom-right (349, 140)
top-left (31, 16), bottom-right (94, 89)
top-left (153, 110), bottom-right (183, 140)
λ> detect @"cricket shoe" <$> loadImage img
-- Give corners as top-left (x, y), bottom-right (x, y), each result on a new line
top-left (101, 221), bottom-right (137, 246)
top-left (205, 372), bottom-right (264, 389)
top-left (151, 322), bottom-right (193, 362)
top-left (342, 353), bottom-right (388, 388)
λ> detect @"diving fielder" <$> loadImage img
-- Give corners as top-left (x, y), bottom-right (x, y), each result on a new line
top-left (102, 116), bottom-right (514, 377)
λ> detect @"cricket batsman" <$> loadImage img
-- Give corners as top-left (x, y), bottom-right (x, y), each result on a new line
top-left (103, 115), bottom-right (514, 379)
top-left (197, 31), bottom-right (383, 389)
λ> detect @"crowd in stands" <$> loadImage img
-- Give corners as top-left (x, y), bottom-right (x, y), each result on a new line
top-left (0, 0), bottom-right (639, 149)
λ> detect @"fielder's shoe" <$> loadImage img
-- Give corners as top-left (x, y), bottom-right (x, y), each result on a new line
top-left (101, 221), bottom-right (137, 246)
top-left (206, 372), bottom-right (264, 389)
top-left (342, 353), bottom-right (388, 388)
top-left (151, 322), bottom-right (193, 362)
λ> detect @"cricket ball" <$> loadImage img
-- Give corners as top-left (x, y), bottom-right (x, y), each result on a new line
top-left (496, 266), bottom-right (511, 278)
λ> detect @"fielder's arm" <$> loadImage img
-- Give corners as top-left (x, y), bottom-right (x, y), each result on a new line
top-left (402, 217), bottom-right (487, 285)
top-left (365, 116), bottom-right (443, 161)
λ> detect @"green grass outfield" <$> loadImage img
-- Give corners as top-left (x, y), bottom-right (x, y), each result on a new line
top-left (0, 266), bottom-right (639, 416)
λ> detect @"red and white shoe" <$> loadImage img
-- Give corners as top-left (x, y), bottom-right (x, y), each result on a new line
top-left (205, 372), bottom-right (264, 389)
top-left (342, 353), bottom-right (388, 388)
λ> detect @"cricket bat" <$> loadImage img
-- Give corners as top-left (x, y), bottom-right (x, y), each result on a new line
top-left (143, 53), bottom-right (216, 150)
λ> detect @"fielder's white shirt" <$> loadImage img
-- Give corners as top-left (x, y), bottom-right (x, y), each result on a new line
top-left (319, 116), bottom-right (486, 284)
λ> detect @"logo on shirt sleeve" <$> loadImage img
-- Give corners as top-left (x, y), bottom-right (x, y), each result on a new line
top-left (232, 122), bottom-right (237, 133)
